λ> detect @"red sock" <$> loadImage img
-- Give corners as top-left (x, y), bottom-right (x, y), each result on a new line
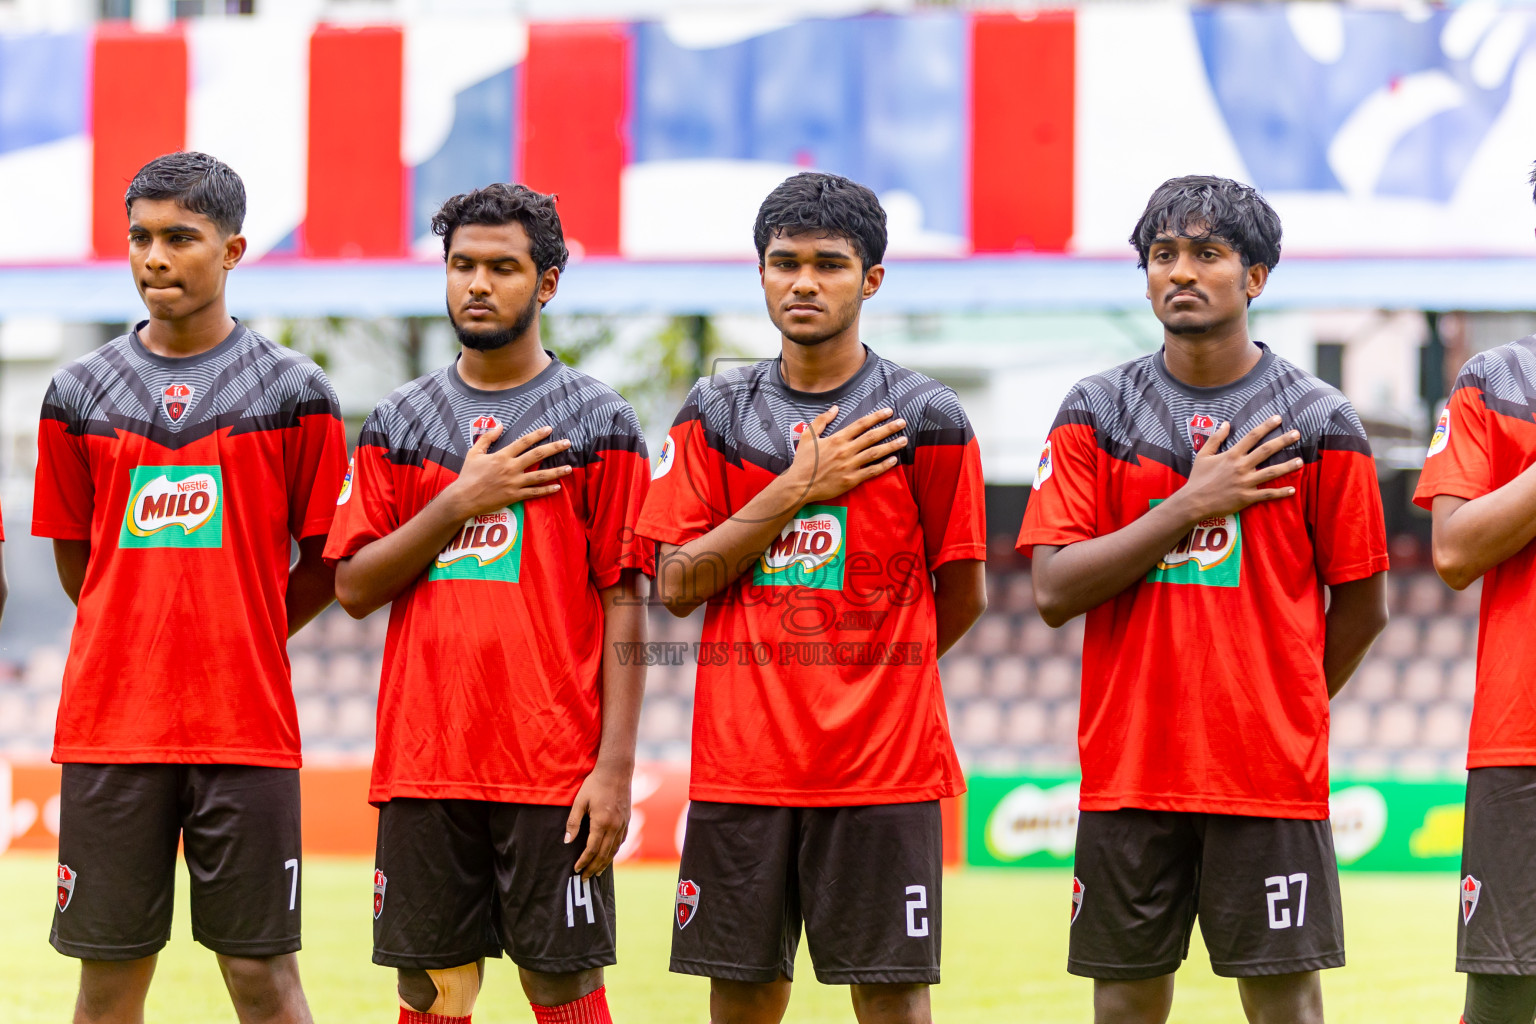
top-left (530, 986), bottom-right (612, 1024)
top-left (399, 1008), bottom-right (470, 1024)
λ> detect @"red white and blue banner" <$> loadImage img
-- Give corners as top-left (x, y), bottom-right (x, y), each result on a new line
top-left (0, 4), bottom-right (1533, 267)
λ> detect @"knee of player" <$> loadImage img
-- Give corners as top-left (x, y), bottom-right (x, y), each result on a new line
top-left (519, 965), bottom-right (603, 1008)
top-left (217, 954), bottom-right (293, 1016)
top-left (398, 963), bottom-right (482, 1017)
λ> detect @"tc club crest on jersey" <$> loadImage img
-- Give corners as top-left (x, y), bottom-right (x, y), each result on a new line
top-left (1070, 876), bottom-right (1084, 924)
top-left (373, 869), bottom-right (387, 919)
top-left (57, 864), bottom-right (76, 912)
top-left (161, 383), bottom-right (194, 423)
top-left (675, 879), bottom-right (700, 929)
top-left (1033, 439), bottom-right (1054, 491)
top-left (1187, 413), bottom-right (1217, 453)
top-left (1428, 407), bottom-right (1451, 457)
top-left (1462, 875), bottom-right (1482, 924)
top-left (470, 414), bottom-right (500, 444)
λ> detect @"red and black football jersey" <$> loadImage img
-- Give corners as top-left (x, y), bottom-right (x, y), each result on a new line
top-left (324, 354), bottom-right (652, 805)
top-left (1415, 336), bottom-right (1536, 769)
top-left (636, 349), bottom-right (986, 807)
top-left (1018, 345), bottom-right (1389, 820)
top-left (32, 322), bottom-right (347, 767)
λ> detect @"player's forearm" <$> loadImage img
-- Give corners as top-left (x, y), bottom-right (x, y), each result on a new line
top-left (934, 559), bottom-right (987, 658)
top-left (655, 474), bottom-right (807, 615)
top-left (334, 491), bottom-right (472, 617)
top-left (1321, 573), bottom-right (1389, 698)
top-left (1032, 496), bottom-right (1204, 626)
top-left (1432, 475), bottom-right (1536, 589)
top-left (286, 536), bottom-right (336, 636)
top-left (52, 539), bottom-right (90, 606)
top-left (596, 572), bottom-right (646, 771)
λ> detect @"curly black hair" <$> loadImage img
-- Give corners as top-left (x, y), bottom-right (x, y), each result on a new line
top-left (1130, 175), bottom-right (1282, 271)
top-left (124, 151), bottom-right (245, 236)
top-left (753, 172), bottom-right (887, 269)
top-left (431, 183), bottom-right (569, 275)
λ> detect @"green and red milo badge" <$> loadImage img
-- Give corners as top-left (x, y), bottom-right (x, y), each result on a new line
top-left (120, 465), bottom-right (224, 548)
top-left (753, 504), bottom-right (847, 591)
top-left (428, 504), bottom-right (525, 583)
top-left (1145, 498), bottom-right (1241, 588)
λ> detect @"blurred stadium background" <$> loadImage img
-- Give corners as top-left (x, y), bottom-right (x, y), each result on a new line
top-left (1, 0), bottom-right (1535, 1019)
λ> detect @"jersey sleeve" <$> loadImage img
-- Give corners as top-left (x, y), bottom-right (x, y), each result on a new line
top-left (285, 366), bottom-right (349, 540)
top-left (322, 408), bottom-right (398, 564)
top-left (909, 388), bottom-right (987, 568)
top-left (32, 378), bottom-right (95, 540)
top-left (1016, 389), bottom-right (1100, 555)
top-left (635, 382), bottom-right (728, 548)
top-left (1413, 377), bottom-right (1492, 510)
top-left (584, 402), bottom-right (655, 587)
top-left (1311, 404), bottom-right (1391, 586)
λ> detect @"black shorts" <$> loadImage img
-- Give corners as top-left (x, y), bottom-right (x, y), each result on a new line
top-left (51, 763), bottom-right (302, 961)
top-left (1070, 808), bottom-right (1344, 980)
top-left (373, 799), bottom-right (616, 974)
top-left (1457, 766), bottom-right (1536, 974)
top-left (670, 800), bottom-right (942, 986)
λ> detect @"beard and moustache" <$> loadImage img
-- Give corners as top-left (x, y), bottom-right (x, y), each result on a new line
top-left (449, 291), bottom-right (541, 351)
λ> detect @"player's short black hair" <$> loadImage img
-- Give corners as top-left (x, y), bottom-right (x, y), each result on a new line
top-left (754, 172), bottom-right (887, 270)
top-left (1130, 175), bottom-right (1282, 271)
top-left (431, 183), bottom-right (569, 275)
top-left (124, 151), bottom-right (245, 236)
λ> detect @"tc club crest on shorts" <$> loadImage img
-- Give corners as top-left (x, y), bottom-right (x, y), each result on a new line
top-left (373, 869), bottom-right (387, 919)
top-left (470, 415), bottom-right (500, 444)
top-left (1070, 876), bottom-right (1084, 924)
top-left (57, 864), bottom-right (76, 912)
top-left (1462, 875), bottom-right (1482, 924)
top-left (675, 879), bottom-right (700, 930)
top-left (162, 383), bottom-right (194, 423)
top-left (1187, 413), bottom-right (1217, 453)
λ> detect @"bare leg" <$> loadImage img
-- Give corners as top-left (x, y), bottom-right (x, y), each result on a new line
top-left (1235, 971), bottom-right (1324, 1024)
top-left (75, 956), bottom-right (157, 1024)
top-left (1094, 974), bottom-right (1177, 1024)
top-left (710, 975), bottom-right (794, 1024)
top-left (519, 966), bottom-right (605, 1006)
top-left (216, 953), bottom-right (313, 1024)
top-left (851, 982), bottom-right (931, 1024)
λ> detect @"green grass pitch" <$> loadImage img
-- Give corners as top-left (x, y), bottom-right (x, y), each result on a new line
top-left (0, 854), bottom-right (1462, 1022)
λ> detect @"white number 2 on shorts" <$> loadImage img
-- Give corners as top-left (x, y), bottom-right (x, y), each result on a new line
top-left (1265, 872), bottom-right (1308, 930)
top-left (906, 884), bottom-right (929, 938)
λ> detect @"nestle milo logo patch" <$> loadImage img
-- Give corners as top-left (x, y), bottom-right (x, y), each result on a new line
top-left (427, 504), bottom-right (524, 583)
top-left (120, 465), bottom-right (224, 548)
top-left (752, 504), bottom-right (847, 591)
top-left (1146, 500), bottom-right (1240, 588)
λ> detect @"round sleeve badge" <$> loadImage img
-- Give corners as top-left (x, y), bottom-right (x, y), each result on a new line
top-left (653, 435), bottom-right (677, 480)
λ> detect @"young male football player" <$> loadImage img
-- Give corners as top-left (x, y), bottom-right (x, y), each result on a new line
top-left (1415, 164), bottom-right (1536, 1024)
top-left (32, 152), bottom-right (346, 1023)
top-left (326, 183), bottom-right (649, 1024)
top-left (1018, 175), bottom-right (1390, 1024)
top-left (639, 172), bottom-right (988, 1024)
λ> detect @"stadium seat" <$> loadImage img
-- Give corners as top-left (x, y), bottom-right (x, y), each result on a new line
top-left (325, 653), bottom-right (368, 694)
top-left (639, 698), bottom-right (686, 744)
top-left (0, 691), bottom-right (27, 736)
top-left (1422, 702), bottom-right (1469, 750)
top-left (956, 700), bottom-right (1002, 748)
top-left (22, 646), bottom-right (65, 690)
top-left (1402, 574), bottom-right (1448, 617)
top-left (1001, 573), bottom-right (1035, 613)
top-left (940, 656), bottom-right (984, 701)
top-left (1399, 659), bottom-right (1445, 703)
top-left (969, 617), bottom-right (1010, 657)
top-left (1017, 618), bottom-right (1057, 656)
top-left (1330, 703), bottom-right (1372, 750)
top-left (321, 612), bottom-right (364, 651)
top-left (1448, 658), bottom-right (1477, 702)
top-left (28, 693), bottom-right (59, 737)
top-left (334, 696), bottom-right (375, 741)
top-left (1374, 703), bottom-right (1422, 749)
top-left (296, 696), bottom-right (334, 738)
top-left (364, 611), bottom-right (390, 649)
top-left (1048, 703), bottom-right (1078, 748)
top-left (1449, 578), bottom-right (1483, 617)
top-left (1346, 661), bottom-right (1397, 704)
top-left (1421, 619), bottom-right (1467, 659)
top-left (1033, 657), bottom-right (1078, 701)
top-left (289, 652), bottom-right (322, 694)
top-left (987, 657), bottom-right (1028, 699)
top-left (1375, 619), bottom-right (1420, 659)
top-left (1395, 750), bottom-right (1442, 778)
top-left (1002, 702), bottom-right (1047, 747)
